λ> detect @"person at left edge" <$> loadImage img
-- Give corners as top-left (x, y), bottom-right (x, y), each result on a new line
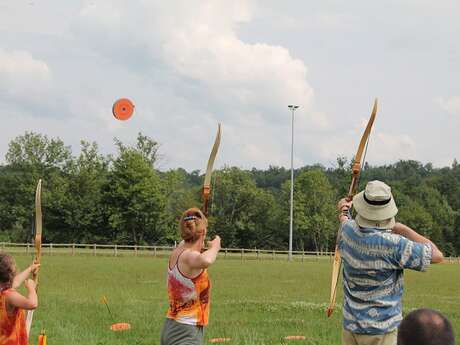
top-left (0, 252), bottom-right (40, 345)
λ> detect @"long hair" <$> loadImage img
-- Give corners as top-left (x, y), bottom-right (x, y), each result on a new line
top-left (0, 252), bottom-right (16, 289)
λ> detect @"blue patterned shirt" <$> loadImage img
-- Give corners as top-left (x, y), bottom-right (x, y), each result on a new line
top-left (339, 220), bottom-right (432, 335)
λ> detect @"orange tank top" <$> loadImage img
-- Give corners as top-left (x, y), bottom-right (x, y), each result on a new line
top-left (0, 289), bottom-right (28, 345)
top-left (166, 250), bottom-right (211, 326)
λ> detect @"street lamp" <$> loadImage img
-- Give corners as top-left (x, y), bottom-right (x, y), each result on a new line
top-left (288, 104), bottom-right (299, 262)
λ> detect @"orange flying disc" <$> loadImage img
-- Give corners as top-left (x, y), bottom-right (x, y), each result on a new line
top-left (112, 98), bottom-right (134, 121)
top-left (110, 322), bottom-right (132, 331)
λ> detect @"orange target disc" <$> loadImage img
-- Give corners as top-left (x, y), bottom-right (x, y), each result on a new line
top-left (209, 338), bottom-right (231, 343)
top-left (110, 322), bottom-right (132, 331)
top-left (112, 98), bottom-right (134, 121)
top-left (284, 336), bottom-right (306, 340)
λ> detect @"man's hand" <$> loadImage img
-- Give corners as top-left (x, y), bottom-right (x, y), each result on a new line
top-left (337, 198), bottom-right (352, 212)
top-left (337, 198), bottom-right (352, 223)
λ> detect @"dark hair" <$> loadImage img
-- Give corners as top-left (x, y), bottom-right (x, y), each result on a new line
top-left (0, 252), bottom-right (16, 288)
top-left (179, 207), bottom-right (207, 243)
top-left (398, 308), bottom-right (455, 345)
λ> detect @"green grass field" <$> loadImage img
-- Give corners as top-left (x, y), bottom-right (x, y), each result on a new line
top-left (13, 255), bottom-right (460, 345)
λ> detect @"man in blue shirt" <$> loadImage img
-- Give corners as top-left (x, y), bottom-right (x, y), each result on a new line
top-left (337, 180), bottom-right (444, 345)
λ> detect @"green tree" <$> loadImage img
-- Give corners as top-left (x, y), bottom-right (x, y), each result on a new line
top-left (211, 167), bottom-right (279, 248)
top-left (6, 131), bottom-right (71, 170)
top-left (281, 169), bottom-right (337, 252)
top-left (104, 138), bottom-right (166, 244)
top-left (47, 141), bottom-right (110, 243)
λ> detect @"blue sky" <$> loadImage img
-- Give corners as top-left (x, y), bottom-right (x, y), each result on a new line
top-left (1, 1), bottom-right (459, 171)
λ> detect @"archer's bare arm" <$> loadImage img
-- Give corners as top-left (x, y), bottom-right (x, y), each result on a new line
top-left (12, 263), bottom-right (40, 289)
top-left (6, 280), bottom-right (38, 311)
top-left (185, 236), bottom-right (221, 269)
top-left (392, 222), bottom-right (444, 263)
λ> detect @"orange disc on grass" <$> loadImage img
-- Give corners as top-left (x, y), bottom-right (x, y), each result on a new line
top-left (112, 98), bottom-right (134, 121)
top-left (284, 336), bottom-right (306, 340)
top-left (110, 322), bottom-right (132, 331)
top-left (209, 338), bottom-right (231, 343)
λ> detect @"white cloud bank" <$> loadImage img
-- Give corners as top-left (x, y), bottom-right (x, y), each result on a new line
top-left (69, 0), bottom-right (321, 168)
top-left (438, 96), bottom-right (460, 117)
top-left (0, 1), bottom-right (457, 169)
top-left (0, 49), bottom-right (51, 105)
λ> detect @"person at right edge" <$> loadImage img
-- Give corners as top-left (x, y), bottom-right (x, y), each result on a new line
top-left (337, 180), bottom-right (444, 345)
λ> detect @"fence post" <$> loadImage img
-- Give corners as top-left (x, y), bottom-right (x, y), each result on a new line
top-left (26, 243), bottom-right (30, 254)
top-left (225, 248), bottom-right (227, 258)
top-left (257, 249), bottom-right (260, 260)
top-left (93, 244), bottom-right (97, 256)
top-left (114, 244), bottom-right (118, 257)
top-left (72, 243), bottom-right (75, 256)
top-left (241, 248), bottom-right (244, 261)
top-left (302, 250), bottom-right (304, 262)
top-left (154, 246), bottom-right (157, 257)
top-left (134, 245), bottom-right (138, 256)
top-left (49, 243), bottom-right (53, 256)
top-left (272, 250), bottom-right (275, 260)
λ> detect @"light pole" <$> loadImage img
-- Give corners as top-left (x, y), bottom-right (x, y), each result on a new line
top-left (288, 104), bottom-right (299, 261)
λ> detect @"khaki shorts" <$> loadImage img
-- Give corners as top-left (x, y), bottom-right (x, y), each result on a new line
top-left (342, 329), bottom-right (397, 345)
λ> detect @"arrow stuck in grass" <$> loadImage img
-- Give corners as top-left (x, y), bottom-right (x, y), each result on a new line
top-left (100, 295), bottom-right (132, 332)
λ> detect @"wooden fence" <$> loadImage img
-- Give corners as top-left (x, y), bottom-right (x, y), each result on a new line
top-left (1, 242), bottom-right (459, 263)
top-left (0, 242), bottom-right (334, 262)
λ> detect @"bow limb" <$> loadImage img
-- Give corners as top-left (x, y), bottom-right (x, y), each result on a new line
top-left (202, 124), bottom-right (221, 217)
top-left (326, 99), bottom-right (378, 317)
top-left (347, 99), bottom-right (378, 199)
top-left (26, 179), bottom-right (42, 336)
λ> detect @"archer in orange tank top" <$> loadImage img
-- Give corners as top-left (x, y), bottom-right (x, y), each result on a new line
top-left (0, 289), bottom-right (28, 345)
top-left (167, 249), bottom-right (211, 326)
top-left (0, 253), bottom-right (39, 345)
top-left (161, 208), bottom-right (221, 345)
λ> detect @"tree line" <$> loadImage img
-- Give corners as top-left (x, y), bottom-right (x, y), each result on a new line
top-left (0, 132), bottom-right (459, 255)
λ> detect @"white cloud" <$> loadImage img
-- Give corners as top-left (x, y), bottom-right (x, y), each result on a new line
top-left (74, 1), bottom-right (315, 121)
top-left (437, 96), bottom-right (460, 117)
top-left (1, 1), bottom-right (458, 169)
top-left (0, 49), bottom-right (51, 105)
top-left (65, 0), bottom-right (320, 169)
top-left (373, 132), bottom-right (416, 163)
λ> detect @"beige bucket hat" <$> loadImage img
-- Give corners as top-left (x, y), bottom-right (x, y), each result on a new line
top-left (353, 180), bottom-right (398, 229)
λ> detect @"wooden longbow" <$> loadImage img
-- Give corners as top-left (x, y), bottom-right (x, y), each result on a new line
top-left (202, 124), bottom-right (222, 217)
top-left (326, 99), bottom-right (378, 317)
top-left (26, 179), bottom-right (43, 335)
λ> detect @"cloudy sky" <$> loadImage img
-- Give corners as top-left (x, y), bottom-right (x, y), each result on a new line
top-left (1, 0), bottom-right (459, 171)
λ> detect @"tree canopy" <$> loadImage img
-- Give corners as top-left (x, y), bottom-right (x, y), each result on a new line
top-left (0, 132), bottom-right (458, 255)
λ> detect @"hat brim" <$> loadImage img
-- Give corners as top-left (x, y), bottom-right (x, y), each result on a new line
top-left (353, 190), bottom-right (398, 221)
top-left (355, 214), bottom-right (395, 230)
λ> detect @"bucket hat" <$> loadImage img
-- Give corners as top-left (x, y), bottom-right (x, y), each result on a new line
top-left (353, 180), bottom-right (398, 229)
